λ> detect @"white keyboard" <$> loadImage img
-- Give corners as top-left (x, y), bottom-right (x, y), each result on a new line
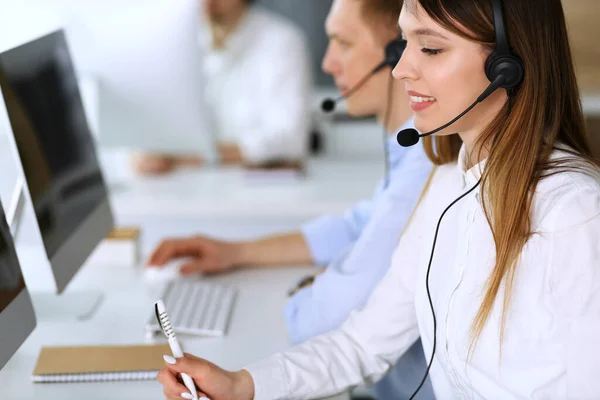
top-left (147, 280), bottom-right (237, 337)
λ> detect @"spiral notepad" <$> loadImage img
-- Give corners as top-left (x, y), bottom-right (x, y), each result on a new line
top-left (32, 343), bottom-right (171, 383)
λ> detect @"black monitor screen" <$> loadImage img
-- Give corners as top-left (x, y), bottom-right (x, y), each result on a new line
top-left (0, 201), bottom-right (25, 315)
top-left (0, 31), bottom-right (106, 259)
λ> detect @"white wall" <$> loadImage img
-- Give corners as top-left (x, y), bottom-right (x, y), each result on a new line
top-left (0, 1), bottom-right (63, 51)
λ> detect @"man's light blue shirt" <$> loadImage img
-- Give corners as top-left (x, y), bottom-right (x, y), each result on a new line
top-left (285, 118), bottom-right (431, 341)
top-left (284, 118), bottom-right (435, 399)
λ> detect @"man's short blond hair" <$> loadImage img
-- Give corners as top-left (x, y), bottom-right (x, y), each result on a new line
top-left (357, 0), bottom-right (403, 43)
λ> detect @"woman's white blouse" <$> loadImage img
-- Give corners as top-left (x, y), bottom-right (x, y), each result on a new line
top-left (246, 146), bottom-right (600, 399)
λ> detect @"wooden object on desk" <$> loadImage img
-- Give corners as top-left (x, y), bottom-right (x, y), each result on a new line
top-left (85, 227), bottom-right (141, 267)
top-left (105, 227), bottom-right (140, 241)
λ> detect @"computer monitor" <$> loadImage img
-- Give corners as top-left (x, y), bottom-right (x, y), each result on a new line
top-left (0, 197), bottom-right (36, 371)
top-left (0, 29), bottom-right (114, 294)
top-left (68, 0), bottom-right (217, 160)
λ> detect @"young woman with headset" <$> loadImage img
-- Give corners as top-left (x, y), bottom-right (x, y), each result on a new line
top-left (157, 0), bottom-right (600, 398)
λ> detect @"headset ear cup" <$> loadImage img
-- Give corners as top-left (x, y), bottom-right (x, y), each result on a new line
top-left (384, 38), bottom-right (406, 68)
top-left (484, 52), bottom-right (500, 82)
top-left (485, 53), bottom-right (524, 90)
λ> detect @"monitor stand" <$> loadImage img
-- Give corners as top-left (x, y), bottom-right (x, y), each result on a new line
top-left (29, 291), bottom-right (104, 322)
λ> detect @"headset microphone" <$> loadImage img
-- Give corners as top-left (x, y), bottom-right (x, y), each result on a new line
top-left (321, 66), bottom-right (384, 112)
top-left (396, 73), bottom-right (510, 147)
top-left (321, 36), bottom-right (406, 113)
top-left (397, 0), bottom-right (523, 149)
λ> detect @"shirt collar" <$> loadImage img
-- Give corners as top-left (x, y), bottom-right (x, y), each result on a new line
top-left (386, 118), bottom-right (415, 168)
top-left (457, 144), bottom-right (487, 188)
top-left (200, 7), bottom-right (256, 54)
top-left (199, 7), bottom-right (257, 71)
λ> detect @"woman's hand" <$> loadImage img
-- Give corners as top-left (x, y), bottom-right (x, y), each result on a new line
top-left (157, 353), bottom-right (255, 400)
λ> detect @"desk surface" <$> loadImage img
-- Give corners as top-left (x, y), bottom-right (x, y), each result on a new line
top-left (0, 220), bottom-right (350, 400)
top-left (107, 157), bottom-right (383, 220)
top-left (0, 266), bottom-right (349, 400)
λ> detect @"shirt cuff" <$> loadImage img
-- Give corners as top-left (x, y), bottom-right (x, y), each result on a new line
top-left (238, 136), bottom-right (269, 164)
top-left (284, 287), bottom-right (314, 345)
top-left (244, 356), bottom-right (289, 400)
top-left (301, 216), bottom-right (354, 265)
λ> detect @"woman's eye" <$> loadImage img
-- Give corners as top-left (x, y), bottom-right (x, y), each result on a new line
top-left (421, 48), bottom-right (442, 56)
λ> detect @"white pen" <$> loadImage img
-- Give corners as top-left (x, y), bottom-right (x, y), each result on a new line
top-left (155, 300), bottom-right (201, 400)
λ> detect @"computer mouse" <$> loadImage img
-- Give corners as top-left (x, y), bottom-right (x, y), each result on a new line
top-left (144, 259), bottom-right (188, 282)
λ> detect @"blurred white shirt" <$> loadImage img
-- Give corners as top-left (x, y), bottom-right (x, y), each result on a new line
top-left (199, 7), bottom-right (312, 163)
top-left (246, 145), bottom-right (600, 399)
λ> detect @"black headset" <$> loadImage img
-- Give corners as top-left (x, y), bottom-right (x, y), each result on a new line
top-left (484, 0), bottom-right (524, 92)
top-left (397, 0), bottom-right (524, 147)
top-left (407, 1), bottom-right (523, 398)
top-left (380, 33), bottom-right (407, 72)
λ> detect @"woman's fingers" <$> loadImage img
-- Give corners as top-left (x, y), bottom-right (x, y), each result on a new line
top-left (157, 368), bottom-right (192, 398)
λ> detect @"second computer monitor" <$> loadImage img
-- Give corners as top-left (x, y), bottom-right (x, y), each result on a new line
top-left (0, 196), bottom-right (36, 371)
top-left (0, 29), bottom-right (114, 294)
top-left (72, 0), bottom-right (217, 159)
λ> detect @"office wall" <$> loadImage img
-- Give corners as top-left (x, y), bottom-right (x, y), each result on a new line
top-left (257, 0), bottom-right (334, 87)
top-left (563, 0), bottom-right (600, 94)
top-left (587, 118), bottom-right (600, 157)
top-left (563, 0), bottom-right (600, 156)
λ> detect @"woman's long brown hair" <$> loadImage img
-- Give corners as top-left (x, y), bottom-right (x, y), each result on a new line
top-left (407, 0), bottom-right (599, 354)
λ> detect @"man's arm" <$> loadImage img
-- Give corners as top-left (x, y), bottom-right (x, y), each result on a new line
top-left (285, 152), bottom-right (434, 343)
top-left (235, 193), bottom-right (378, 269)
top-left (148, 169), bottom-right (379, 274)
top-left (233, 232), bottom-right (313, 268)
top-left (147, 231), bottom-right (314, 274)
top-left (239, 195), bottom-right (377, 269)
top-left (147, 198), bottom-right (374, 275)
top-left (300, 199), bottom-right (373, 266)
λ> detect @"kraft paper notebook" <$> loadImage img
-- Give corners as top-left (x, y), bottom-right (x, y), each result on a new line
top-left (32, 343), bottom-right (171, 383)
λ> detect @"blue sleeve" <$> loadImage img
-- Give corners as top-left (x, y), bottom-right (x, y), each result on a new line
top-left (301, 198), bottom-right (375, 266)
top-left (286, 149), bottom-right (433, 344)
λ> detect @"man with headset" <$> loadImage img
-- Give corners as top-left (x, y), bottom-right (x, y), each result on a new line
top-left (148, 0), bottom-right (434, 397)
top-left (133, 0), bottom-right (312, 173)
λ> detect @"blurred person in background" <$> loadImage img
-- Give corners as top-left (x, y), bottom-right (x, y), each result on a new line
top-left (133, 0), bottom-right (312, 174)
top-left (148, 0), bottom-right (443, 397)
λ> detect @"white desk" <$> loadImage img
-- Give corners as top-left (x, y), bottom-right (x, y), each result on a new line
top-left (0, 131), bottom-right (383, 223)
top-left (0, 216), bottom-right (351, 400)
top-left (106, 158), bottom-right (383, 221)
top-left (0, 252), bottom-right (349, 399)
